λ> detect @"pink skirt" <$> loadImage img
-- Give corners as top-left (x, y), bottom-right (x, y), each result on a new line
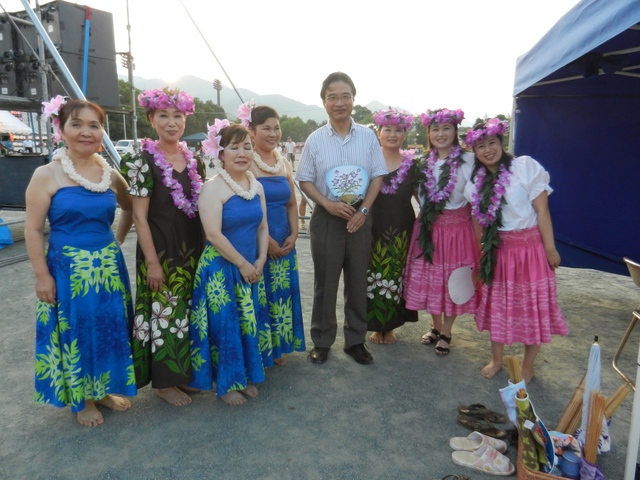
top-left (475, 226), bottom-right (568, 345)
top-left (403, 205), bottom-right (479, 315)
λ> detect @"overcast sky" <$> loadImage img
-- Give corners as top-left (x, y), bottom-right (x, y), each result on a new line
top-left (4, 0), bottom-right (581, 120)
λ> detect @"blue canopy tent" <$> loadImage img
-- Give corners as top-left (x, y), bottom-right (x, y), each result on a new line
top-left (512, 0), bottom-right (640, 275)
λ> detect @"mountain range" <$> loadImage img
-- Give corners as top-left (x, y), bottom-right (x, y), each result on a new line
top-left (121, 74), bottom-right (387, 123)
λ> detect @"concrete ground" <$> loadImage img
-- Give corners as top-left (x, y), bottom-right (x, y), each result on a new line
top-left (0, 209), bottom-right (638, 480)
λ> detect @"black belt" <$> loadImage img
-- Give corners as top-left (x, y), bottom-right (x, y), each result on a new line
top-left (351, 200), bottom-right (363, 210)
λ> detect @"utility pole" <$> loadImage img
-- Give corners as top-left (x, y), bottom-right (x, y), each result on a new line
top-left (126, 0), bottom-right (137, 149)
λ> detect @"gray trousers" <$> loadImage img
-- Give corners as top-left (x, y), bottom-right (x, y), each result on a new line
top-left (308, 205), bottom-right (372, 348)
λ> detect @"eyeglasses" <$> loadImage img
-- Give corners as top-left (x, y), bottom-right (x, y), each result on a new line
top-left (324, 94), bottom-right (354, 104)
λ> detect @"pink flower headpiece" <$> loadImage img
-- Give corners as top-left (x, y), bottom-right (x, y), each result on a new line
top-left (237, 99), bottom-right (256, 128)
top-left (137, 87), bottom-right (195, 115)
top-left (420, 108), bottom-right (464, 126)
top-left (202, 118), bottom-right (231, 159)
top-left (42, 95), bottom-right (67, 142)
top-left (373, 108), bottom-right (414, 130)
top-left (465, 118), bottom-right (509, 148)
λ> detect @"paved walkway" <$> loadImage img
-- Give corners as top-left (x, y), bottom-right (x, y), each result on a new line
top-left (0, 210), bottom-right (638, 479)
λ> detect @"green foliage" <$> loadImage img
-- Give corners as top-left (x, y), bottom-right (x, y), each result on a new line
top-left (280, 115), bottom-right (318, 142)
top-left (353, 105), bottom-right (373, 125)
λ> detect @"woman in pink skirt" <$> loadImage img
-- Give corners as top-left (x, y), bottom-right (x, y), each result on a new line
top-left (463, 118), bottom-right (567, 382)
top-left (403, 108), bottom-right (479, 355)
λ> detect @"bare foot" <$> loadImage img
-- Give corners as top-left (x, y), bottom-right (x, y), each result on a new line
top-left (178, 384), bottom-right (201, 393)
top-left (274, 356), bottom-right (287, 366)
top-left (220, 391), bottom-right (246, 406)
top-left (96, 394), bottom-right (131, 411)
top-left (77, 400), bottom-right (104, 427)
top-left (158, 387), bottom-right (192, 406)
top-left (369, 332), bottom-right (384, 344)
top-left (241, 384), bottom-right (258, 398)
top-left (521, 366), bottom-right (535, 384)
top-left (383, 330), bottom-right (397, 344)
top-left (481, 360), bottom-right (502, 379)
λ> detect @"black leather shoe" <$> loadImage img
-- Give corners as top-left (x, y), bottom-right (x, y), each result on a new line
top-left (344, 343), bottom-right (373, 365)
top-left (308, 347), bottom-right (329, 364)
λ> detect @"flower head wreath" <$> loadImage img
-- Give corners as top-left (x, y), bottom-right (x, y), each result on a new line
top-left (137, 87), bottom-right (195, 115)
top-left (237, 99), bottom-right (256, 128)
top-left (420, 108), bottom-right (464, 127)
top-left (373, 108), bottom-right (414, 130)
top-left (465, 118), bottom-right (509, 148)
top-left (202, 118), bottom-right (231, 160)
top-left (42, 95), bottom-right (67, 142)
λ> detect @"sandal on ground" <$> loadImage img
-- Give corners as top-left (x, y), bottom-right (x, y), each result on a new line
top-left (457, 403), bottom-right (508, 423)
top-left (451, 444), bottom-right (515, 476)
top-left (456, 414), bottom-right (507, 440)
top-left (435, 333), bottom-right (451, 355)
top-left (421, 327), bottom-right (440, 345)
top-left (449, 431), bottom-right (508, 453)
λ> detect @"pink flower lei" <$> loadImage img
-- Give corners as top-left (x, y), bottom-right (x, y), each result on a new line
top-left (373, 108), bottom-right (414, 130)
top-left (142, 139), bottom-right (203, 218)
top-left (422, 145), bottom-right (462, 204)
top-left (465, 118), bottom-right (509, 148)
top-left (420, 108), bottom-right (464, 126)
top-left (380, 149), bottom-right (415, 195)
top-left (470, 163), bottom-right (512, 227)
top-left (137, 88), bottom-right (195, 115)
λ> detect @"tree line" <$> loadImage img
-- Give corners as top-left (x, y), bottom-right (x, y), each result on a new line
top-left (106, 80), bottom-right (509, 148)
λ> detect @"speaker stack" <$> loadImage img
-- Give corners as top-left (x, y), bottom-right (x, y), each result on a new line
top-left (4, 1), bottom-right (119, 107)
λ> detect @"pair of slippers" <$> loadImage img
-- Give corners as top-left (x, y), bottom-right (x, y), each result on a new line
top-left (449, 432), bottom-right (515, 476)
top-left (457, 403), bottom-right (511, 440)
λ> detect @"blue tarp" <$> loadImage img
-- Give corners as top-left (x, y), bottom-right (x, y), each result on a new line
top-left (512, 0), bottom-right (640, 275)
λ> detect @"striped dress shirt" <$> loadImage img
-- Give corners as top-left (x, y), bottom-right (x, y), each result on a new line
top-left (296, 121), bottom-right (387, 201)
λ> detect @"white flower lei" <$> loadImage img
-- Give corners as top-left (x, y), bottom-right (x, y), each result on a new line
top-left (215, 164), bottom-right (259, 200)
top-left (55, 147), bottom-right (112, 193)
top-left (252, 149), bottom-right (285, 174)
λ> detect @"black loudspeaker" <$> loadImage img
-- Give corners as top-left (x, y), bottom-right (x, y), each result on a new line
top-left (12, 11), bottom-right (42, 99)
top-left (0, 19), bottom-right (17, 96)
top-left (9, 0), bottom-right (119, 107)
top-left (0, 154), bottom-right (47, 208)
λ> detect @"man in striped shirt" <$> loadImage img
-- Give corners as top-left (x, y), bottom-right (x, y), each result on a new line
top-left (296, 72), bottom-right (387, 365)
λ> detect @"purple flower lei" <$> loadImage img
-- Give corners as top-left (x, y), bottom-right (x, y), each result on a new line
top-left (137, 88), bottom-right (195, 115)
top-left (420, 108), bottom-right (464, 126)
top-left (470, 164), bottom-right (511, 227)
top-left (142, 139), bottom-right (203, 218)
top-left (373, 108), bottom-right (414, 130)
top-left (465, 118), bottom-right (509, 148)
top-left (422, 146), bottom-right (462, 204)
top-left (380, 150), bottom-right (415, 195)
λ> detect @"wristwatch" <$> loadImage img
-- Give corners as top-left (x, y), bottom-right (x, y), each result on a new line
top-left (359, 207), bottom-right (370, 216)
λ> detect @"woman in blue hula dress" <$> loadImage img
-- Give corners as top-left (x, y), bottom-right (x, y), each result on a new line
top-left (189, 122), bottom-right (269, 406)
top-left (247, 105), bottom-right (305, 366)
top-left (25, 97), bottom-right (136, 427)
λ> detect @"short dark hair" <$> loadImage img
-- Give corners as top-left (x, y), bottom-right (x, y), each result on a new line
top-left (58, 99), bottom-right (105, 128)
top-left (320, 72), bottom-right (356, 100)
top-left (219, 124), bottom-right (250, 153)
top-left (249, 106), bottom-right (279, 128)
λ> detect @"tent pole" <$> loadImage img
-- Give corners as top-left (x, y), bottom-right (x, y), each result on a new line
top-left (508, 97), bottom-right (516, 153)
top-left (18, 0), bottom-right (120, 164)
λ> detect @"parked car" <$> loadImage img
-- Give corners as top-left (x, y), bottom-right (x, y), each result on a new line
top-left (114, 139), bottom-right (141, 156)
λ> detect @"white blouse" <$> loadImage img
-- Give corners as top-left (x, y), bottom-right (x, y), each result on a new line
top-left (463, 155), bottom-right (552, 231)
top-left (418, 151), bottom-right (475, 210)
